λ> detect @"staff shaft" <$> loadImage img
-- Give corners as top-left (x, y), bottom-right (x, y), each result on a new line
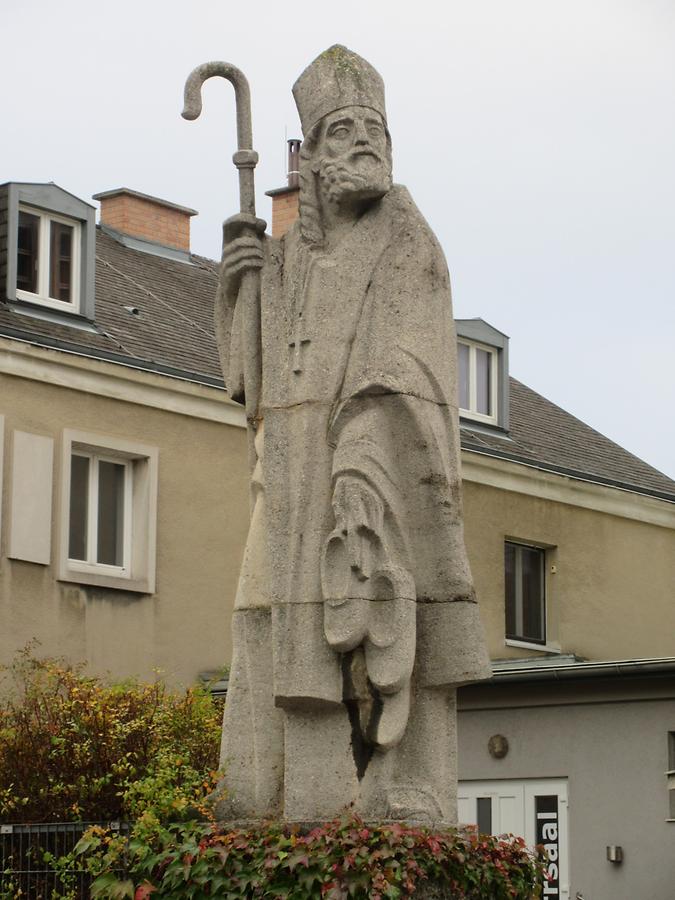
top-left (182, 60), bottom-right (263, 426)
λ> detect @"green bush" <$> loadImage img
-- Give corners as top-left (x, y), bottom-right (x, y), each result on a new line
top-left (0, 649), bottom-right (222, 823)
top-left (76, 815), bottom-right (544, 899)
top-left (0, 654), bottom-right (544, 898)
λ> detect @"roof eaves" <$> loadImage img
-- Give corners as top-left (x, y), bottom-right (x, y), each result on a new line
top-left (455, 317), bottom-right (510, 339)
top-left (0, 326), bottom-right (225, 390)
top-left (461, 444), bottom-right (675, 504)
top-left (2, 181), bottom-right (96, 209)
top-left (489, 656), bottom-right (675, 683)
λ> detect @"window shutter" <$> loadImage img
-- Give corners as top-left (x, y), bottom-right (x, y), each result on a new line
top-left (9, 431), bottom-right (54, 564)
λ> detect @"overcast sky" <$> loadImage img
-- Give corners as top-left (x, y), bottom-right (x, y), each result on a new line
top-left (4, 0), bottom-right (674, 479)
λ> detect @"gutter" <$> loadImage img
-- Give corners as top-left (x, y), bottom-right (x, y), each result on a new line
top-left (490, 657), bottom-right (675, 684)
top-left (206, 659), bottom-right (675, 696)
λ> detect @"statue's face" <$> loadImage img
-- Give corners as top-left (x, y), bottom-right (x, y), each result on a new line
top-left (322, 106), bottom-right (388, 164)
top-left (315, 105), bottom-right (392, 205)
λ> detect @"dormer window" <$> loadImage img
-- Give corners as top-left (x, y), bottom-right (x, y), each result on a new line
top-left (456, 318), bottom-right (510, 431)
top-left (17, 207), bottom-right (81, 312)
top-left (1, 182), bottom-right (95, 320)
top-left (458, 340), bottom-right (498, 423)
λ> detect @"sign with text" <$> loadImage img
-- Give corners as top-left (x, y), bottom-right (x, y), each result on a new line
top-left (536, 794), bottom-right (560, 897)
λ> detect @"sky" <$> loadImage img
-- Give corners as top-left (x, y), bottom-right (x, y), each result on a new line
top-left (4, 0), bottom-right (674, 479)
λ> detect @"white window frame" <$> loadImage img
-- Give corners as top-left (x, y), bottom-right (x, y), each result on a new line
top-left (505, 540), bottom-right (547, 646)
top-left (67, 452), bottom-right (134, 577)
top-left (59, 430), bottom-right (158, 593)
top-left (458, 339), bottom-right (498, 425)
top-left (16, 204), bottom-right (81, 313)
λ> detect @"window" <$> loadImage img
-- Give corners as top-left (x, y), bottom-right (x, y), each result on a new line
top-left (455, 319), bottom-right (509, 430)
top-left (505, 541), bottom-right (546, 644)
top-left (16, 206), bottom-right (80, 312)
top-left (59, 431), bottom-right (158, 593)
top-left (2, 182), bottom-right (96, 319)
top-left (68, 453), bottom-right (132, 573)
top-left (458, 339), bottom-right (498, 424)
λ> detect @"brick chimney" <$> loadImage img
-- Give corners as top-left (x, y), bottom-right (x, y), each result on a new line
top-left (93, 188), bottom-right (197, 252)
top-left (265, 139), bottom-right (301, 239)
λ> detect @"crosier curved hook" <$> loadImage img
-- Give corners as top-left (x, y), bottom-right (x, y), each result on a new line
top-left (182, 61), bottom-right (258, 217)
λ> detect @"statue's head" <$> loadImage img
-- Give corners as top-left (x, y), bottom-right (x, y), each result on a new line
top-left (293, 46), bottom-right (392, 245)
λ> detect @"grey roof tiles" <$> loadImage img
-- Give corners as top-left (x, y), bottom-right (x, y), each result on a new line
top-left (462, 379), bottom-right (675, 500)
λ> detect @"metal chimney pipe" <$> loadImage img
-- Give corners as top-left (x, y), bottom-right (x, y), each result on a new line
top-left (287, 139), bottom-right (301, 189)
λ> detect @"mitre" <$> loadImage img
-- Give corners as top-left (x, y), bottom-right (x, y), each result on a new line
top-left (292, 45), bottom-right (387, 136)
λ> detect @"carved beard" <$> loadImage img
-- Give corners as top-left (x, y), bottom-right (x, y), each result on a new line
top-left (317, 153), bottom-right (392, 205)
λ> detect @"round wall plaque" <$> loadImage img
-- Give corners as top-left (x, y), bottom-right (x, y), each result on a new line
top-left (488, 734), bottom-right (509, 759)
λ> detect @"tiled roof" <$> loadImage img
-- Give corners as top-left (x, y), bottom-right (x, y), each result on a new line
top-left (92, 230), bottom-right (221, 380)
top-left (0, 228), bottom-right (221, 382)
top-left (462, 379), bottom-right (675, 500)
top-left (2, 227), bottom-right (674, 502)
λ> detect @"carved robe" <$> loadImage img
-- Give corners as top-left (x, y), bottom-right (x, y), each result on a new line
top-left (216, 184), bottom-right (490, 821)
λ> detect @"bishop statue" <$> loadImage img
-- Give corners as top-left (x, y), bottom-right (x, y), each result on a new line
top-left (211, 45), bottom-right (490, 824)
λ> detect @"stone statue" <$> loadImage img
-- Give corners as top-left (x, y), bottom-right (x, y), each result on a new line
top-left (211, 45), bottom-right (490, 824)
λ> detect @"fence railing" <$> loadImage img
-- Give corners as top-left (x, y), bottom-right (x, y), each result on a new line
top-left (0, 821), bottom-right (129, 899)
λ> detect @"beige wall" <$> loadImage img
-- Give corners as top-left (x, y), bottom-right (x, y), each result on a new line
top-left (463, 479), bottom-right (675, 662)
top-left (2, 343), bottom-right (674, 687)
top-left (0, 369), bottom-right (249, 687)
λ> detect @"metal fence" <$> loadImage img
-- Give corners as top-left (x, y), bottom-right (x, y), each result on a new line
top-left (0, 821), bottom-right (129, 899)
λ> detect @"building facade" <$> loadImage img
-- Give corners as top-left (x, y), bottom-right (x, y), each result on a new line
top-left (0, 183), bottom-right (248, 686)
top-left (1, 177), bottom-right (674, 898)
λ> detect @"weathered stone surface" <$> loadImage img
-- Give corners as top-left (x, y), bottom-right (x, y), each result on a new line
top-left (213, 44), bottom-right (490, 825)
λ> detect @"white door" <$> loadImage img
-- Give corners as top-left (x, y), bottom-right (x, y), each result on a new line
top-left (458, 778), bottom-right (569, 900)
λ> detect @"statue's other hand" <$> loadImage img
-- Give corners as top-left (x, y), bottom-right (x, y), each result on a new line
top-left (332, 476), bottom-right (384, 581)
top-left (219, 213), bottom-right (267, 303)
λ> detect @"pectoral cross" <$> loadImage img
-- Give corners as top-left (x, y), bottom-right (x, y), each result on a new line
top-left (289, 320), bottom-right (311, 374)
